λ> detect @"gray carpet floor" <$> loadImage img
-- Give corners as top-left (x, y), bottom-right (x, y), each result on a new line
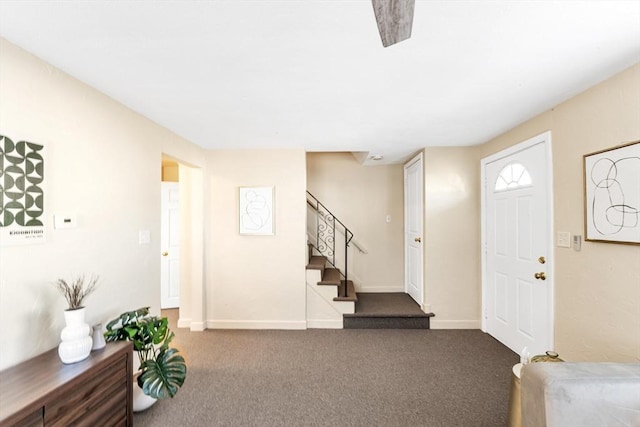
top-left (134, 310), bottom-right (518, 427)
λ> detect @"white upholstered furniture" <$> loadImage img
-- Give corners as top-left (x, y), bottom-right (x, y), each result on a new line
top-left (521, 362), bottom-right (640, 427)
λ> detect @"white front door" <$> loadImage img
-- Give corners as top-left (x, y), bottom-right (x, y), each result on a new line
top-left (483, 133), bottom-right (553, 355)
top-left (161, 182), bottom-right (180, 309)
top-left (404, 153), bottom-right (424, 306)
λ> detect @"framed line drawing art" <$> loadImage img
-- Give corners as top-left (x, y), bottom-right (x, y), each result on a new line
top-left (583, 140), bottom-right (640, 245)
top-left (239, 186), bottom-right (274, 235)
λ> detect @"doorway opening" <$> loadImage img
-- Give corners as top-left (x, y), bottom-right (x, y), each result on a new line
top-left (161, 157), bottom-right (180, 309)
top-left (161, 155), bottom-right (205, 331)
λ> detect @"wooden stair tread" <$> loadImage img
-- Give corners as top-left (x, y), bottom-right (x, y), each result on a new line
top-left (306, 256), bottom-right (326, 271)
top-left (333, 281), bottom-right (357, 302)
top-left (318, 268), bottom-right (341, 285)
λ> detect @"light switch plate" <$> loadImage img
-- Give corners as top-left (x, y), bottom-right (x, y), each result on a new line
top-left (139, 230), bottom-right (151, 245)
top-left (557, 231), bottom-right (571, 248)
top-left (573, 235), bottom-right (582, 251)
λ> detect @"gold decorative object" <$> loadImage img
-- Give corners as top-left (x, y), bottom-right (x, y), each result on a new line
top-left (530, 351), bottom-right (563, 363)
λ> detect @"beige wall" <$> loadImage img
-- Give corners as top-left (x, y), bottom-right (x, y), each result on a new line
top-left (178, 164), bottom-right (205, 331)
top-left (475, 64), bottom-right (639, 361)
top-left (306, 153), bottom-right (404, 291)
top-left (207, 149), bottom-right (307, 328)
top-left (424, 64), bottom-right (639, 360)
top-left (0, 38), bottom-right (207, 370)
top-left (423, 146), bottom-right (482, 328)
top-left (0, 38), bottom-right (312, 369)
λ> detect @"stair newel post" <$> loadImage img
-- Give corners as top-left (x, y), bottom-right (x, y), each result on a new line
top-left (315, 207), bottom-right (320, 255)
top-left (343, 231), bottom-right (349, 298)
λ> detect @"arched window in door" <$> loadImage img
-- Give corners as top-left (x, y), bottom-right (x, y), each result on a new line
top-left (495, 162), bottom-right (532, 191)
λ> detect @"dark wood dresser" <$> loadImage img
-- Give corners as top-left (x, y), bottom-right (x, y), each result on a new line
top-left (0, 341), bottom-right (133, 426)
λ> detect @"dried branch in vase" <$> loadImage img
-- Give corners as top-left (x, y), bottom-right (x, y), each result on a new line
top-left (54, 275), bottom-right (99, 310)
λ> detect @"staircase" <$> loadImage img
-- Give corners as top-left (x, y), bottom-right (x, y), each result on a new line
top-left (306, 191), bottom-right (433, 329)
top-left (307, 255), bottom-right (357, 302)
top-left (306, 254), bottom-right (357, 329)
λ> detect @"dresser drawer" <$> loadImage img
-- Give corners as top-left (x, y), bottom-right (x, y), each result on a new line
top-left (6, 408), bottom-right (43, 427)
top-left (0, 342), bottom-right (132, 427)
top-left (45, 356), bottom-right (127, 427)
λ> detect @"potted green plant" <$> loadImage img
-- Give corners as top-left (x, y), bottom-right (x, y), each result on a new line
top-left (104, 307), bottom-right (187, 411)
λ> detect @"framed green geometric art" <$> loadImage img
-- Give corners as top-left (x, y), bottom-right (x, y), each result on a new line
top-left (0, 134), bottom-right (46, 246)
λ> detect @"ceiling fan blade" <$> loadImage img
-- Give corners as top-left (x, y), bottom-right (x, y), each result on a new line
top-left (371, 0), bottom-right (415, 47)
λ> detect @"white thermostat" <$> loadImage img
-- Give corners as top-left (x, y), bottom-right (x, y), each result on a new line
top-left (53, 213), bottom-right (77, 229)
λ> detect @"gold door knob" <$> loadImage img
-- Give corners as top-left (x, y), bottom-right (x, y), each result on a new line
top-left (534, 272), bottom-right (546, 280)
top-left (414, 237), bottom-right (422, 243)
top-left (162, 251), bottom-right (169, 256)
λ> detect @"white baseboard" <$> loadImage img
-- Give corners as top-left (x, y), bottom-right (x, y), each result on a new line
top-left (177, 318), bottom-right (206, 331)
top-left (357, 286), bottom-right (404, 293)
top-left (206, 320), bottom-right (307, 330)
top-left (307, 319), bottom-right (343, 329)
top-left (177, 318), bottom-right (191, 328)
top-left (190, 321), bottom-right (206, 332)
top-left (430, 319), bottom-right (481, 329)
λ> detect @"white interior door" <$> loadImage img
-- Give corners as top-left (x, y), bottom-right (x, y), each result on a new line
top-left (483, 134), bottom-right (553, 355)
top-left (161, 182), bottom-right (180, 309)
top-left (404, 153), bottom-right (424, 306)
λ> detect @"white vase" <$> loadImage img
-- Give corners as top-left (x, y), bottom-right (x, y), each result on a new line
top-left (133, 372), bottom-right (158, 412)
top-left (58, 307), bottom-right (93, 364)
top-left (91, 323), bottom-right (106, 350)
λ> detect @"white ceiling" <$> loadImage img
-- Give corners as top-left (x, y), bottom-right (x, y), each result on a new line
top-left (1, 1), bottom-right (639, 164)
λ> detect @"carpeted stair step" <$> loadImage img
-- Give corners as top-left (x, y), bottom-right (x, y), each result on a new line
top-left (306, 256), bottom-right (326, 272)
top-left (319, 268), bottom-right (341, 286)
top-left (343, 313), bottom-right (434, 329)
top-left (343, 292), bottom-right (433, 329)
top-left (333, 280), bottom-right (357, 302)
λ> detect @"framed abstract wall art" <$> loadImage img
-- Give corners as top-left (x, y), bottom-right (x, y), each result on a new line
top-left (0, 134), bottom-right (46, 246)
top-left (583, 140), bottom-right (639, 245)
top-left (239, 186), bottom-right (274, 235)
